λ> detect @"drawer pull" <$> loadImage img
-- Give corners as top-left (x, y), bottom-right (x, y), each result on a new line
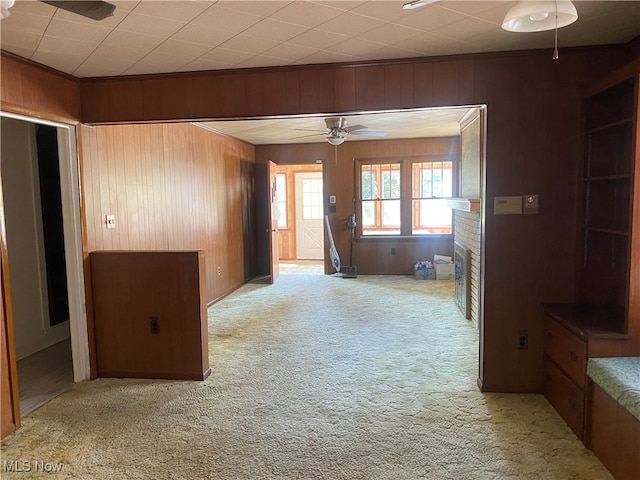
top-left (570, 351), bottom-right (578, 361)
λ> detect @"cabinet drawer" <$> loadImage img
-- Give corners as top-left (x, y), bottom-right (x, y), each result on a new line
top-left (543, 355), bottom-right (585, 440)
top-left (543, 315), bottom-right (587, 388)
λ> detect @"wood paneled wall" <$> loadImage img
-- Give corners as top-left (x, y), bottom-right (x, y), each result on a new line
top-left (0, 53), bottom-right (80, 122)
top-left (79, 123), bottom-right (255, 304)
top-left (2, 45), bottom-right (632, 394)
top-left (261, 137), bottom-right (459, 274)
top-left (90, 251), bottom-right (209, 380)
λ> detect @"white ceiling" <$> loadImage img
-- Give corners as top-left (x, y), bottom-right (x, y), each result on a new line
top-left (2, 1), bottom-right (638, 79)
top-left (1, 0), bottom-right (638, 145)
top-left (200, 107), bottom-right (477, 144)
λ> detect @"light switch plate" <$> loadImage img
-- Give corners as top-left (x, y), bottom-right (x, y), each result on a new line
top-left (105, 215), bottom-right (116, 229)
top-left (523, 194), bottom-right (539, 214)
top-left (494, 196), bottom-right (522, 215)
top-left (329, 195), bottom-right (336, 204)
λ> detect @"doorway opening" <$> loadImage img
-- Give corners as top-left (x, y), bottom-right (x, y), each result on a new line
top-left (0, 113), bottom-right (90, 418)
top-left (274, 163), bottom-right (324, 275)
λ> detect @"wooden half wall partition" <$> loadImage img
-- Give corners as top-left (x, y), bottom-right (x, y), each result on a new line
top-left (90, 251), bottom-right (210, 380)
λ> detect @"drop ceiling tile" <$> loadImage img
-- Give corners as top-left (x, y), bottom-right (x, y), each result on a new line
top-left (89, 43), bottom-right (154, 63)
top-left (439, 1), bottom-right (512, 17)
top-left (0, 29), bottom-right (42, 55)
top-left (241, 18), bottom-right (308, 42)
top-left (38, 35), bottom-right (98, 56)
top-left (217, 34), bottom-right (281, 55)
top-left (190, 5), bottom-right (264, 33)
top-left (117, 12), bottom-right (186, 37)
top-left (288, 28), bottom-right (349, 49)
top-left (315, 11), bottom-right (385, 36)
top-left (73, 55), bottom-right (138, 78)
top-left (198, 47), bottom-right (255, 65)
top-left (262, 42), bottom-right (318, 61)
top-left (366, 44), bottom-right (422, 61)
top-left (359, 22), bottom-right (423, 44)
top-left (326, 37), bottom-right (385, 57)
top-left (349, 1), bottom-right (410, 22)
top-left (124, 58), bottom-right (186, 75)
top-left (102, 30), bottom-right (166, 51)
top-left (295, 49), bottom-right (359, 65)
top-left (130, 0), bottom-right (210, 22)
top-left (392, 31), bottom-right (468, 56)
top-left (30, 50), bottom-right (86, 74)
top-left (44, 18), bottom-right (112, 44)
top-left (430, 16), bottom-right (497, 41)
top-left (1, 12), bottom-right (51, 35)
top-left (170, 23), bottom-right (237, 46)
top-left (137, 50), bottom-right (198, 69)
top-left (395, 5), bottom-right (467, 32)
top-left (152, 39), bottom-right (213, 58)
top-left (217, 1), bottom-right (293, 17)
top-left (270, 1), bottom-right (345, 28)
top-left (176, 57), bottom-right (237, 73)
top-left (237, 55), bottom-right (293, 69)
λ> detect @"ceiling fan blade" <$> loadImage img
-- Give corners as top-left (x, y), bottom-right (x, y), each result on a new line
top-left (343, 124), bottom-right (368, 133)
top-left (350, 130), bottom-right (388, 137)
top-left (289, 133), bottom-right (325, 140)
top-left (39, 0), bottom-right (116, 20)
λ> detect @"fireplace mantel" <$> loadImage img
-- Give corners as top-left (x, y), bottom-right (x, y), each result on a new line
top-left (446, 198), bottom-right (481, 212)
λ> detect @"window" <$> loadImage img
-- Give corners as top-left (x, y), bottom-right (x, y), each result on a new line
top-left (412, 161), bottom-right (453, 235)
top-left (275, 173), bottom-right (287, 228)
top-left (302, 177), bottom-right (323, 220)
top-left (357, 157), bottom-right (454, 236)
top-left (361, 162), bottom-right (401, 235)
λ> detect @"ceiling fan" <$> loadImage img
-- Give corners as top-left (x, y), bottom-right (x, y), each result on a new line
top-left (38, 0), bottom-right (116, 21)
top-left (293, 117), bottom-right (388, 146)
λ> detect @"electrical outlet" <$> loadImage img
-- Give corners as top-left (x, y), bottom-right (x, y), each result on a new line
top-left (518, 330), bottom-right (528, 349)
top-left (217, 266), bottom-right (222, 276)
top-left (150, 316), bottom-right (160, 334)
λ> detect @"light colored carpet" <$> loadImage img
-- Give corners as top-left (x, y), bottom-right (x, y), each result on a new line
top-left (1, 274), bottom-right (612, 479)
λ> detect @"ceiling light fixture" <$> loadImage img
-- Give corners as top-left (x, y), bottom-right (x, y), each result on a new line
top-left (0, 0), bottom-right (15, 19)
top-left (502, 1), bottom-right (578, 32)
top-left (327, 135), bottom-right (345, 146)
top-left (402, 0), bottom-right (438, 11)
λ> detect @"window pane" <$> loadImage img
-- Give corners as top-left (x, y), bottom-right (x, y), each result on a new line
top-left (362, 201), bottom-right (375, 227)
top-left (302, 178), bottom-right (323, 220)
top-left (382, 200), bottom-right (401, 229)
top-left (361, 168), bottom-right (376, 200)
top-left (276, 174), bottom-right (287, 228)
top-left (412, 199), bottom-right (452, 234)
top-left (381, 165), bottom-right (400, 199)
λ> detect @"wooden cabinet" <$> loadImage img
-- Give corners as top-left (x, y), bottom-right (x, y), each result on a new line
top-left (542, 62), bottom-right (640, 445)
top-left (542, 306), bottom-right (632, 440)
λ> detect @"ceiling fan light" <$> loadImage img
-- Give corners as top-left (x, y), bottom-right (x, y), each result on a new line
top-left (502, 1), bottom-right (578, 32)
top-left (0, 0), bottom-right (15, 19)
top-left (327, 136), bottom-right (345, 146)
top-left (402, 0), bottom-right (437, 10)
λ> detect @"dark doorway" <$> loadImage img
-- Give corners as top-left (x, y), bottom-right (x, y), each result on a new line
top-left (35, 125), bottom-right (69, 326)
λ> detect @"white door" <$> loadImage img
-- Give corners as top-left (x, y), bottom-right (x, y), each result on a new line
top-left (295, 172), bottom-right (324, 260)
